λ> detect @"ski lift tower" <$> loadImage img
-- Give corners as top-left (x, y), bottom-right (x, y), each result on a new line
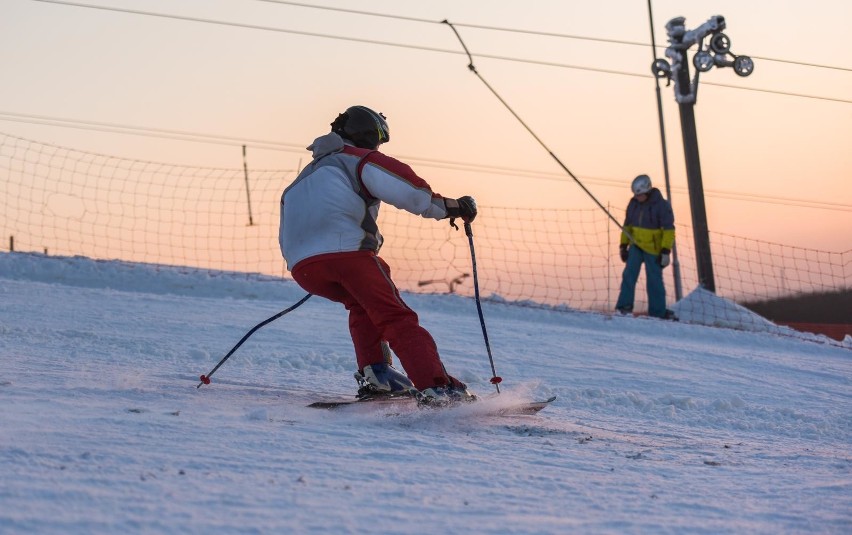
top-left (651, 15), bottom-right (754, 293)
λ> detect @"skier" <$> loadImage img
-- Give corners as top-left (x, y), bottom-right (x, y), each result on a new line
top-left (279, 105), bottom-right (478, 406)
top-left (615, 174), bottom-right (676, 319)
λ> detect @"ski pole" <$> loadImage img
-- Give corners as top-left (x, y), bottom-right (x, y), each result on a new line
top-left (197, 293), bottom-right (311, 388)
top-left (464, 221), bottom-right (502, 393)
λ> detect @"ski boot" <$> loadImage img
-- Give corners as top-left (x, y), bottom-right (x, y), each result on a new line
top-left (663, 309), bottom-right (679, 321)
top-left (414, 383), bottom-right (477, 408)
top-left (354, 363), bottom-right (415, 400)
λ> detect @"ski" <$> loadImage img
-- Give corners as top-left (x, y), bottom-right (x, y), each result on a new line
top-left (307, 392), bottom-right (414, 409)
top-left (307, 395), bottom-right (556, 415)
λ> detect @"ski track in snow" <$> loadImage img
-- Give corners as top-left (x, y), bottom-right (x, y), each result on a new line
top-left (0, 253), bottom-right (850, 534)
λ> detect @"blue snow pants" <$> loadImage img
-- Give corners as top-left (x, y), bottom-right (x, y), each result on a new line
top-left (615, 245), bottom-right (667, 318)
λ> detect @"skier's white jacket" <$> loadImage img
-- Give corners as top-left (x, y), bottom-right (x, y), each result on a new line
top-left (279, 132), bottom-right (451, 270)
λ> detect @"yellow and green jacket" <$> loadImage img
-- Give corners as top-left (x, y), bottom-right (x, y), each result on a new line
top-left (619, 188), bottom-right (675, 255)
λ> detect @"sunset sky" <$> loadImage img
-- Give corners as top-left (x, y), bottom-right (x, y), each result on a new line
top-left (2, 0), bottom-right (850, 252)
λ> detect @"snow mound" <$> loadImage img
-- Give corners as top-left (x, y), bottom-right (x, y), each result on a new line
top-left (673, 286), bottom-right (796, 333)
top-left (0, 252), bottom-right (302, 301)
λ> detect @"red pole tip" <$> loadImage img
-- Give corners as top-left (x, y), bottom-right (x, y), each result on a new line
top-left (200, 375), bottom-right (211, 385)
top-left (490, 376), bottom-right (503, 384)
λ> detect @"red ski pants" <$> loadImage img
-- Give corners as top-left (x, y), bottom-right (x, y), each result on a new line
top-left (290, 251), bottom-right (454, 390)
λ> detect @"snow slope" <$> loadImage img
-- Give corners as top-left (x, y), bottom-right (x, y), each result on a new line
top-left (1, 252), bottom-right (850, 534)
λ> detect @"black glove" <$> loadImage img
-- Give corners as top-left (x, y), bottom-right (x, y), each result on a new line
top-left (445, 196), bottom-right (477, 223)
top-left (658, 248), bottom-right (671, 268)
top-left (619, 244), bottom-right (629, 263)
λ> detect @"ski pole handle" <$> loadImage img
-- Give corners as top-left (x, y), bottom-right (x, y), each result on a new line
top-left (464, 221), bottom-right (474, 238)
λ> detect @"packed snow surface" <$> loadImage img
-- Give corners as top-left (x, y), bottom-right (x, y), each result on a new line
top-left (1, 253), bottom-right (850, 534)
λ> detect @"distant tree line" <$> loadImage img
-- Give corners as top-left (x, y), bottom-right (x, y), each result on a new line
top-left (741, 289), bottom-right (852, 324)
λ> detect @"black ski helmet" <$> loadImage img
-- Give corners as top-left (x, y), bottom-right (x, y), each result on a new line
top-left (330, 105), bottom-right (390, 149)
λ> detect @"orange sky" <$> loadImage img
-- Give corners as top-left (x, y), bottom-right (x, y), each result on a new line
top-left (1, 0), bottom-right (850, 252)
